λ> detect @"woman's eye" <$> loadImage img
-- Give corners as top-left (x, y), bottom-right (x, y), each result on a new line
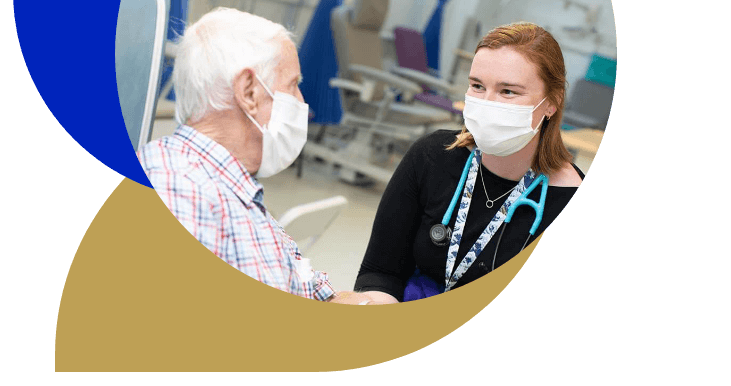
top-left (470, 83), bottom-right (484, 91)
top-left (501, 89), bottom-right (517, 96)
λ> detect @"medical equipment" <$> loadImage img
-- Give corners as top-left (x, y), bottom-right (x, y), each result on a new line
top-left (302, 0), bottom-right (454, 185)
top-left (392, 27), bottom-right (462, 116)
top-left (492, 173), bottom-right (549, 271)
top-left (429, 148), bottom-right (477, 247)
top-left (430, 148), bottom-right (549, 285)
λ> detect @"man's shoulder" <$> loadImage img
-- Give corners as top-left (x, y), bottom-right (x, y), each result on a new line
top-left (139, 137), bottom-right (223, 203)
top-left (138, 136), bottom-right (188, 169)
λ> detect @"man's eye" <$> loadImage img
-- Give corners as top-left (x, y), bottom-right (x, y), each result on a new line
top-left (470, 83), bottom-right (484, 91)
top-left (502, 89), bottom-right (517, 95)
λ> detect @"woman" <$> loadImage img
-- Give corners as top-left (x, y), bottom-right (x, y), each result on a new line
top-left (345, 22), bottom-right (583, 305)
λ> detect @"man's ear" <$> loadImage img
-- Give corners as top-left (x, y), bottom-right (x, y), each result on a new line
top-left (233, 68), bottom-right (257, 117)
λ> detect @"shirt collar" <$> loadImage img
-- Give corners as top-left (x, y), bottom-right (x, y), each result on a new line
top-left (174, 124), bottom-right (264, 206)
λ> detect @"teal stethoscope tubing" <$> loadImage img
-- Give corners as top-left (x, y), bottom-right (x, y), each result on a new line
top-left (437, 148), bottom-right (550, 271)
top-left (441, 148), bottom-right (478, 225)
top-left (492, 173), bottom-right (549, 270)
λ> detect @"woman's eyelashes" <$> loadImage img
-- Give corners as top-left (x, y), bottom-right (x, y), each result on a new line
top-left (469, 83), bottom-right (485, 92)
top-left (469, 82), bottom-right (522, 98)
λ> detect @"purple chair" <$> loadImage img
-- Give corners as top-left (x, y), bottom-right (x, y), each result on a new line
top-left (393, 27), bottom-right (462, 116)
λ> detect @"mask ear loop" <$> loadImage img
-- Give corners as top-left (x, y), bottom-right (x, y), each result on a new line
top-left (531, 97), bottom-right (549, 132)
top-left (531, 97), bottom-right (548, 112)
top-left (243, 72), bottom-right (276, 133)
top-left (254, 72), bottom-right (275, 99)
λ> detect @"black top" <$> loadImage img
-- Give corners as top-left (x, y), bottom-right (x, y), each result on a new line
top-left (354, 130), bottom-right (584, 301)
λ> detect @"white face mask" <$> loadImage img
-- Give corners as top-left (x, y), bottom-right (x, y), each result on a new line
top-left (243, 73), bottom-right (309, 178)
top-left (463, 94), bottom-right (547, 156)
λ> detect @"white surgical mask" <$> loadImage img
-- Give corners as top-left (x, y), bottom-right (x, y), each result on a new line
top-left (463, 94), bottom-right (547, 156)
top-left (243, 73), bottom-right (309, 178)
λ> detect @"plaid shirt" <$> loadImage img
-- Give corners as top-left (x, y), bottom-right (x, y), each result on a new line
top-left (138, 124), bottom-right (335, 301)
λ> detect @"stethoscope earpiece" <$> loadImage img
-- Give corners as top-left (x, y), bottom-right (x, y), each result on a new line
top-left (430, 224), bottom-right (452, 247)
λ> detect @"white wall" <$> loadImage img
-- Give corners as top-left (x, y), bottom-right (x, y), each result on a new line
top-left (379, 0), bottom-right (437, 39)
top-left (379, 0), bottom-right (617, 99)
top-left (187, 0), bottom-right (319, 44)
top-left (469, 0), bottom-right (616, 95)
top-left (185, 0), bottom-right (616, 97)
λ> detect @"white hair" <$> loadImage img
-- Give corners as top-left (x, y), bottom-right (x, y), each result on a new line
top-left (172, 7), bottom-right (293, 123)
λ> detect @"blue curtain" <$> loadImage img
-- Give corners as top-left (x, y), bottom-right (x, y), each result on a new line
top-left (423, 0), bottom-right (449, 76)
top-left (160, 0), bottom-right (187, 101)
top-left (298, 0), bottom-right (343, 124)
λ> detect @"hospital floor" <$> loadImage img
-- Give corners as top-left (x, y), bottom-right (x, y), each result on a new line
top-left (150, 119), bottom-right (595, 291)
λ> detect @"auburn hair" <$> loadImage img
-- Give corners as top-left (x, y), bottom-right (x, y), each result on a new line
top-left (447, 22), bottom-right (573, 176)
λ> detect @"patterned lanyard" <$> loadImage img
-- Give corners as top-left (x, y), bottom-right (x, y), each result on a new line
top-left (444, 150), bottom-right (536, 292)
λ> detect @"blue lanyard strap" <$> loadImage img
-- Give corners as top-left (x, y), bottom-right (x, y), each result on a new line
top-left (444, 157), bottom-right (537, 292)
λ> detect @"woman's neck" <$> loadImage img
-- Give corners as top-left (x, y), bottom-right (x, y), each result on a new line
top-left (479, 135), bottom-right (539, 181)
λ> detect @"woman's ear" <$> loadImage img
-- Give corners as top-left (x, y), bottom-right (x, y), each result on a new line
top-left (233, 68), bottom-right (257, 117)
top-left (549, 95), bottom-right (563, 118)
top-left (545, 102), bottom-right (557, 119)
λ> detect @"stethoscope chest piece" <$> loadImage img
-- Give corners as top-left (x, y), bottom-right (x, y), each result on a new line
top-left (431, 149), bottom-right (478, 248)
top-left (430, 223), bottom-right (452, 247)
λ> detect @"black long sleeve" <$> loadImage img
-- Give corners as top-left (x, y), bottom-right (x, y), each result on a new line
top-left (355, 130), bottom-right (583, 301)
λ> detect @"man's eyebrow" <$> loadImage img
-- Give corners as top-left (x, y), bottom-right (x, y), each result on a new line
top-left (468, 76), bottom-right (482, 83)
top-left (294, 73), bottom-right (303, 85)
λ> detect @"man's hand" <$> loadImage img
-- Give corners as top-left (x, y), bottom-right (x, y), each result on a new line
top-left (327, 291), bottom-right (398, 305)
top-left (328, 291), bottom-right (372, 304)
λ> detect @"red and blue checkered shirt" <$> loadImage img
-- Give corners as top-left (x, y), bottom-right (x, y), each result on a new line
top-left (138, 124), bottom-right (335, 301)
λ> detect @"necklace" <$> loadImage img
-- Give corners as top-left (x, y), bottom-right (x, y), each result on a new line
top-left (479, 164), bottom-right (518, 208)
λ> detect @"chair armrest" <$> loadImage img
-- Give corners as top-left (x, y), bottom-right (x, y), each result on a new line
top-left (391, 67), bottom-right (459, 95)
top-left (349, 64), bottom-right (423, 95)
top-left (329, 77), bottom-right (378, 102)
top-left (329, 78), bottom-right (364, 93)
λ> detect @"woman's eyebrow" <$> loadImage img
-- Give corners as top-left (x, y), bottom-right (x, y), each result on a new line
top-left (497, 81), bottom-right (526, 89)
top-left (468, 77), bottom-right (526, 90)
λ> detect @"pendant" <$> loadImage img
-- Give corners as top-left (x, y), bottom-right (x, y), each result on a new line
top-left (485, 200), bottom-right (494, 209)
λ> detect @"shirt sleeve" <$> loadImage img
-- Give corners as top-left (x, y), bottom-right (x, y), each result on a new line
top-left (300, 238), bottom-right (336, 302)
top-left (280, 226), bottom-right (336, 302)
top-left (307, 267), bottom-right (336, 302)
top-left (353, 135), bottom-right (427, 301)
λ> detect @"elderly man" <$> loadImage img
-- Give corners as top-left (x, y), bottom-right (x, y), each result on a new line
top-left (139, 8), bottom-right (337, 301)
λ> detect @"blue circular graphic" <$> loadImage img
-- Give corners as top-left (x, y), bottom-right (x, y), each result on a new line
top-left (15, 1), bottom-right (152, 188)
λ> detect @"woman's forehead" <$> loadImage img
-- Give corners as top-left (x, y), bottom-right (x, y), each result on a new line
top-left (470, 47), bottom-right (542, 87)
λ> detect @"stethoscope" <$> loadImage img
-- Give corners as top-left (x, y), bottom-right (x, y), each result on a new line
top-left (430, 148), bottom-right (549, 274)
